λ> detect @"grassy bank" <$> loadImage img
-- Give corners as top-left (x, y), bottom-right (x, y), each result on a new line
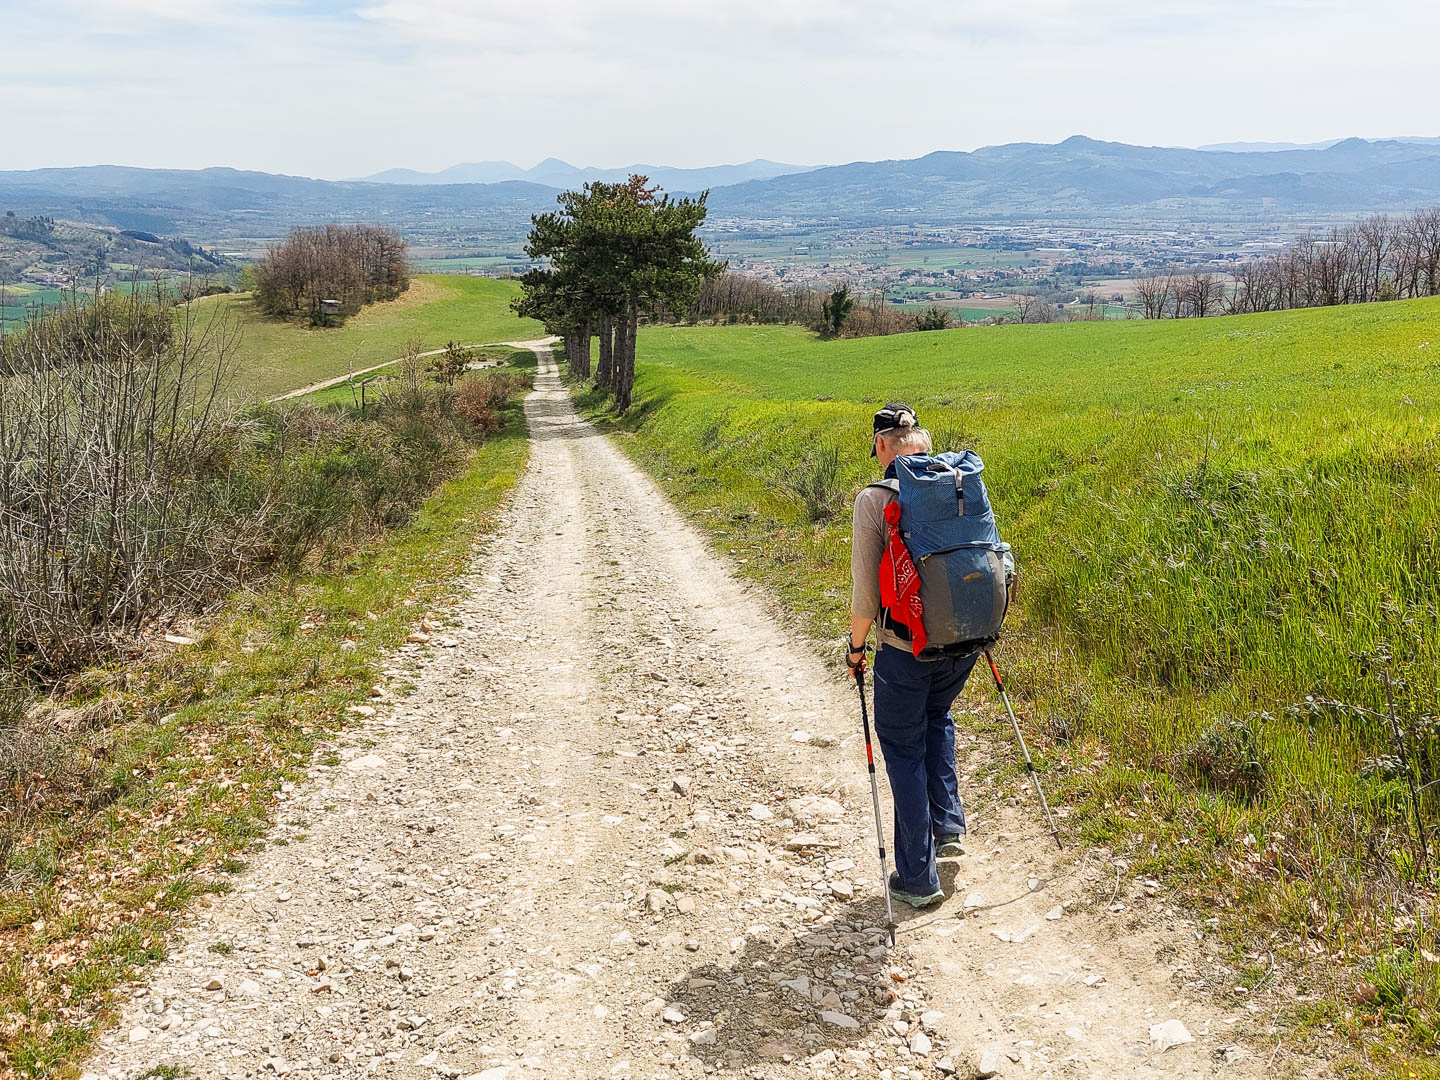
top-left (198, 275), bottom-right (542, 399)
top-left (578, 300), bottom-right (1440, 1072)
top-left (0, 372), bottom-right (533, 1076)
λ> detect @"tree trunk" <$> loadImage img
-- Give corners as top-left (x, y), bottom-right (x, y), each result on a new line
top-left (564, 333), bottom-right (588, 377)
top-left (574, 321), bottom-right (592, 378)
top-left (615, 304), bottom-right (638, 412)
top-left (596, 314), bottom-right (613, 388)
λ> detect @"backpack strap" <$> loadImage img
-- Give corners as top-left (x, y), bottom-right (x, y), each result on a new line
top-left (865, 479), bottom-right (907, 642)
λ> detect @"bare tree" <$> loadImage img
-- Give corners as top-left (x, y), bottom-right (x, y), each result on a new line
top-left (1132, 271), bottom-right (1173, 319)
top-left (1010, 292), bottom-right (1055, 324)
top-left (1183, 271), bottom-right (1223, 318)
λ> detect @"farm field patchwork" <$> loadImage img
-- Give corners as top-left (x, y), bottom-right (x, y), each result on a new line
top-left (589, 298), bottom-right (1440, 1064)
top-left (0, 284), bottom-right (70, 329)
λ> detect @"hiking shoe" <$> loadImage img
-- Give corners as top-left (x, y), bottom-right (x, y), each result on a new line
top-left (888, 874), bottom-right (944, 909)
top-left (935, 834), bottom-right (966, 858)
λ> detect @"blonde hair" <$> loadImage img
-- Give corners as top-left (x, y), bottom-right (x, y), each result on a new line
top-left (879, 425), bottom-right (932, 456)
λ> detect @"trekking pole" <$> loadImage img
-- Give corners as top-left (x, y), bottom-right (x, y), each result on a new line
top-left (982, 648), bottom-right (1063, 851)
top-left (853, 666), bottom-right (897, 946)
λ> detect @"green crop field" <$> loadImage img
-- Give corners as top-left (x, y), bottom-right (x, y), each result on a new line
top-left (413, 256), bottom-right (526, 273)
top-left (0, 285), bottom-right (71, 330)
top-left (195, 274), bottom-right (542, 399)
top-left (590, 300), bottom-right (1440, 1064)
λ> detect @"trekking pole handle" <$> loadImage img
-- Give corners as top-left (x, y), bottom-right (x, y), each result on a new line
top-left (846, 641), bottom-right (870, 676)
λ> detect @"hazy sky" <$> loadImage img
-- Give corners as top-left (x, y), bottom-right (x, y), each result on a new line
top-left (4, 0), bottom-right (1437, 178)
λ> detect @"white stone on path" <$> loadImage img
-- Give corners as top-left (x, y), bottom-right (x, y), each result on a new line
top-left (785, 795), bottom-right (845, 825)
top-left (1149, 1019), bottom-right (1194, 1051)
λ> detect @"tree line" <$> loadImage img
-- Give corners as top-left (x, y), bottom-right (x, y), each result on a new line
top-left (1134, 206), bottom-right (1440, 319)
top-left (686, 274), bottom-right (954, 337)
top-left (249, 224), bottom-right (410, 326)
top-left (513, 177), bottom-right (721, 411)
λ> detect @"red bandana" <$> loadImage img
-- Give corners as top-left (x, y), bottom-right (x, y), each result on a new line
top-left (878, 500), bottom-right (927, 656)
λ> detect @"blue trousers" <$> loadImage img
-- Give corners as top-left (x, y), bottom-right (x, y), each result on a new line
top-left (873, 644), bottom-right (978, 894)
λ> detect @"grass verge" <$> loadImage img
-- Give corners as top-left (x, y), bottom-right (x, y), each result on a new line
top-left (0, 377), bottom-right (532, 1078)
top-left (571, 301), bottom-right (1440, 1077)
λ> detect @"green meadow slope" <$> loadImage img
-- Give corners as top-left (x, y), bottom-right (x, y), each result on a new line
top-left (593, 299), bottom-right (1440, 1056)
top-left (198, 274), bottom-right (542, 399)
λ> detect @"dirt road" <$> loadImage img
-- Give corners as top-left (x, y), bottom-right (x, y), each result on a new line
top-left (83, 350), bottom-right (1321, 1080)
top-left (268, 337), bottom-right (560, 402)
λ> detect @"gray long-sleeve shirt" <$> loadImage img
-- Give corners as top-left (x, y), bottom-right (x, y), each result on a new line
top-left (850, 483), bottom-right (908, 651)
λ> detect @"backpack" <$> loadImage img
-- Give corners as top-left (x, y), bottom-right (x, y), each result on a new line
top-left (870, 450), bottom-right (1014, 658)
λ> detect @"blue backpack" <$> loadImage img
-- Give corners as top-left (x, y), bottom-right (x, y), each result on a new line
top-left (871, 450), bottom-right (1014, 657)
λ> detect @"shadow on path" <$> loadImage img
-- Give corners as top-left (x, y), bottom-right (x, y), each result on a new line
top-left (661, 884), bottom-right (963, 1071)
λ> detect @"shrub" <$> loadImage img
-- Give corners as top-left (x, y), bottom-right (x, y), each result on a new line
top-left (915, 305), bottom-right (952, 331)
top-left (0, 291), bottom-right (257, 676)
top-left (0, 293), bottom-right (521, 680)
top-left (428, 340), bottom-right (472, 386)
top-left (777, 445), bottom-right (845, 524)
top-left (1180, 716), bottom-right (1267, 798)
top-left (457, 371), bottom-right (525, 435)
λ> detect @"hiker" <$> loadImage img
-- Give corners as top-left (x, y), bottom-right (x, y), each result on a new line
top-left (847, 403), bottom-right (1007, 909)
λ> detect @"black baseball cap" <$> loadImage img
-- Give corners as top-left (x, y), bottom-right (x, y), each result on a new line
top-left (870, 402), bottom-right (919, 455)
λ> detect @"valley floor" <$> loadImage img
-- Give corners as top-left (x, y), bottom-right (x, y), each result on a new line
top-left (80, 353), bottom-right (1328, 1080)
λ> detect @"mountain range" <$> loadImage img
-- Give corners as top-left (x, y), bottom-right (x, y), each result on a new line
top-left (355, 158), bottom-right (815, 190)
top-left (699, 135), bottom-right (1440, 220)
top-left (3, 137), bottom-right (1439, 244)
top-left (1197, 136), bottom-right (1440, 152)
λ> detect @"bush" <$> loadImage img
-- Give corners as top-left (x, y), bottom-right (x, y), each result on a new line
top-left (0, 291), bottom-right (257, 676)
top-left (456, 371), bottom-right (525, 435)
top-left (915, 305), bottom-right (952, 331)
top-left (1180, 716), bottom-right (1267, 797)
top-left (428, 340), bottom-right (472, 386)
top-left (0, 293), bottom-right (523, 680)
top-left (777, 445), bottom-right (845, 523)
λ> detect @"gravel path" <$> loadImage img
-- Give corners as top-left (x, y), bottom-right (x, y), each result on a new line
top-left (268, 337), bottom-right (560, 402)
top-left (83, 350), bottom-right (1324, 1080)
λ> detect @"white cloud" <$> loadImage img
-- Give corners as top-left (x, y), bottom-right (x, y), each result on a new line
top-left (0, 0), bottom-right (1436, 177)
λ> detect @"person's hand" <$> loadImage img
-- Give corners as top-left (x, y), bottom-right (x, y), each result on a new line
top-left (845, 640), bottom-right (869, 676)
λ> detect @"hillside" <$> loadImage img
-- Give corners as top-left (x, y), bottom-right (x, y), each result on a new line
top-left (357, 157), bottom-right (816, 189)
top-left (703, 135), bottom-right (1440, 220)
top-left (588, 298), bottom-right (1440, 1060)
top-left (0, 215), bottom-right (233, 327)
top-left (0, 167), bottom-right (558, 244)
top-left (6, 137), bottom-right (1440, 250)
top-left (208, 274), bottom-right (541, 399)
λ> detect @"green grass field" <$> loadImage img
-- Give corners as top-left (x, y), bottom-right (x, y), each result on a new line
top-left (197, 274), bottom-right (542, 399)
top-left (587, 299), bottom-right (1440, 1067)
